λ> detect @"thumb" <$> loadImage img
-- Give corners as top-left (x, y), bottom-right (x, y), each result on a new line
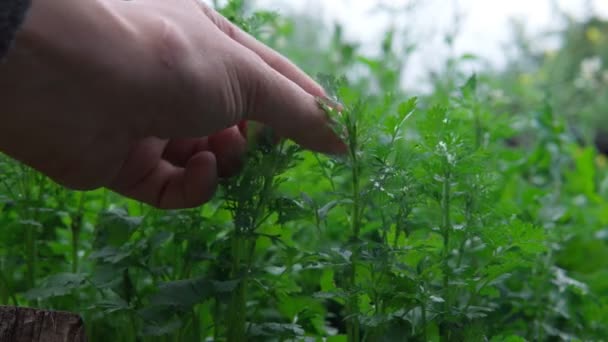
top-left (234, 52), bottom-right (346, 154)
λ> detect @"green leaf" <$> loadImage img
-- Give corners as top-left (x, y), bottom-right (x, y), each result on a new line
top-left (320, 269), bottom-right (336, 292)
top-left (89, 246), bottom-right (132, 264)
top-left (429, 295), bottom-right (445, 303)
top-left (23, 273), bottom-right (87, 300)
top-left (142, 318), bottom-right (182, 337)
top-left (490, 335), bottom-right (527, 342)
top-left (149, 277), bottom-right (214, 310)
top-left (553, 267), bottom-right (589, 295)
top-left (93, 298), bottom-right (130, 314)
top-left (212, 279), bottom-right (239, 293)
top-left (313, 291), bottom-right (347, 301)
top-left (426, 322), bottom-right (441, 342)
top-left (149, 231), bottom-right (173, 249)
top-left (479, 286), bottom-right (500, 298)
top-left (566, 147), bottom-right (597, 197)
top-left (318, 200), bottom-right (343, 221)
top-left (461, 74), bottom-right (478, 100)
top-left (272, 197), bottom-right (309, 224)
top-left (94, 208), bottom-right (142, 248)
top-left (249, 322), bottom-right (305, 338)
top-left (90, 264), bottom-right (124, 289)
top-left (395, 97), bottom-right (417, 129)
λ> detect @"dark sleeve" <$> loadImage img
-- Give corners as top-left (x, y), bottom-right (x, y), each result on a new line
top-left (0, 0), bottom-right (31, 59)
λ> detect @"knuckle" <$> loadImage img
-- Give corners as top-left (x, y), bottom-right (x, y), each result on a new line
top-left (197, 1), bottom-right (215, 18)
top-left (199, 5), bottom-right (240, 40)
top-left (228, 53), bottom-right (270, 121)
top-left (220, 19), bottom-right (239, 40)
top-left (152, 17), bottom-right (189, 70)
top-left (262, 52), bottom-right (285, 72)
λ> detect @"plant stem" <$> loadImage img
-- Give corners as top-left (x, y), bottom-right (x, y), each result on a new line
top-left (531, 250), bottom-right (553, 341)
top-left (456, 195), bottom-right (474, 269)
top-left (225, 144), bottom-right (284, 342)
top-left (441, 169), bottom-right (452, 336)
top-left (190, 307), bottom-right (201, 342)
top-left (71, 193), bottom-right (85, 274)
top-left (474, 105), bottom-right (482, 150)
top-left (25, 223), bottom-right (36, 289)
top-left (213, 299), bottom-right (221, 342)
top-left (22, 171), bottom-right (41, 290)
top-left (227, 231), bottom-right (249, 342)
top-left (347, 129), bottom-right (361, 342)
top-left (228, 233), bottom-right (259, 342)
top-left (421, 298), bottom-right (428, 341)
top-left (244, 237), bottom-right (258, 337)
top-left (71, 224), bottom-right (80, 274)
top-left (122, 268), bottom-right (141, 342)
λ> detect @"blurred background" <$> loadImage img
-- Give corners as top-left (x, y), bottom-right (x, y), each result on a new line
top-left (252, 0), bottom-right (608, 89)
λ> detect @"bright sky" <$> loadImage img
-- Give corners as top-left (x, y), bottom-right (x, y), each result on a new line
top-left (253, 0), bottom-right (608, 88)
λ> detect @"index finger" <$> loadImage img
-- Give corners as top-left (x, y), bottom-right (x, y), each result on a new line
top-left (197, 2), bottom-right (327, 98)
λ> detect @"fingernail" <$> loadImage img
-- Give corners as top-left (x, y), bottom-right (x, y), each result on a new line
top-left (317, 96), bottom-right (344, 112)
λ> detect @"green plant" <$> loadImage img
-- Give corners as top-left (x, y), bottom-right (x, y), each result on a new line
top-left (1, 1), bottom-right (608, 341)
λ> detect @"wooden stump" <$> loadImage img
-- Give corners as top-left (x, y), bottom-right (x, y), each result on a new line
top-left (0, 306), bottom-right (86, 342)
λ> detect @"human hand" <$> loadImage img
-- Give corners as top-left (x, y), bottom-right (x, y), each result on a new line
top-left (0, 0), bottom-right (345, 209)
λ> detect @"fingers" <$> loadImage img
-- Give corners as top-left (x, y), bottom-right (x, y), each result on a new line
top-left (230, 51), bottom-right (346, 154)
top-left (197, 3), bottom-right (326, 97)
top-left (110, 137), bottom-right (218, 209)
top-left (162, 137), bottom-right (210, 167)
top-left (194, 3), bottom-right (345, 154)
top-left (112, 124), bottom-right (248, 209)
top-left (208, 125), bottom-right (247, 177)
top-left (114, 151), bottom-right (218, 209)
top-left (162, 126), bottom-right (246, 178)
